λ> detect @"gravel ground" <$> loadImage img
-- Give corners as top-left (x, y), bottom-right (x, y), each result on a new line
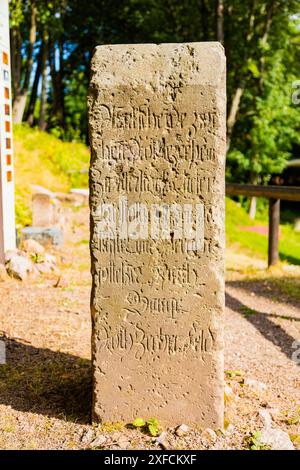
top-left (0, 205), bottom-right (299, 450)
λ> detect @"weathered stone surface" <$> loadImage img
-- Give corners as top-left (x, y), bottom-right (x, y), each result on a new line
top-left (175, 424), bottom-right (190, 436)
top-left (32, 193), bottom-right (64, 228)
top-left (6, 253), bottom-right (35, 280)
top-left (259, 410), bottom-right (294, 450)
top-left (88, 43), bottom-right (226, 426)
top-left (22, 239), bottom-right (45, 255)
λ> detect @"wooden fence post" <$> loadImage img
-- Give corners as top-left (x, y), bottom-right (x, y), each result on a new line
top-left (268, 198), bottom-right (280, 267)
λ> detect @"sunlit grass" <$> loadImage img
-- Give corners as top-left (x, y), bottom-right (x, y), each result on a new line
top-left (226, 198), bottom-right (300, 265)
top-left (13, 124), bottom-right (89, 227)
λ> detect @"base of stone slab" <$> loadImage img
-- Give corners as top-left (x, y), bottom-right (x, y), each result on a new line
top-left (91, 391), bottom-right (224, 429)
top-left (21, 226), bottom-right (64, 246)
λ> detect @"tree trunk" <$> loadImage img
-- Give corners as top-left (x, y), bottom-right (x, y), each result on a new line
top-left (249, 172), bottom-right (258, 220)
top-left (12, 0), bottom-right (37, 123)
top-left (12, 94), bottom-right (28, 124)
top-left (226, 82), bottom-right (245, 152)
top-left (215, 0), bottom-right (224, 43)
top-left (200, 0), bottom-right (209, 40)
top-left (10, 26), bottom-right (22, 99)
top-left (25, 41), bottom-right (44, 125)
top-left (259, 0), bottom-right (275, 91)
top-left (249, 197), bottom-right (257, 220)
top-left (57, 38), bottom-right (65, 129)
top-left (38, 35), bottom-right (48, 131)
top-left (226, 2), bottom-right (256, 154)
top-left (48, 37), bottom-right (65, 130)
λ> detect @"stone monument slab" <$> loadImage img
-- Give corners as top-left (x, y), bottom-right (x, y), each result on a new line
top-left (88, 43), bottom-right (226, 427)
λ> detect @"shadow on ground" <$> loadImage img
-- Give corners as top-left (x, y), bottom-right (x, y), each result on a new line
top-left (227, 277), bottom-right (300, 308)
top-left (226, 291), bottom-right (300, 364)
top-left (0, 336), bottom-right (92, 424)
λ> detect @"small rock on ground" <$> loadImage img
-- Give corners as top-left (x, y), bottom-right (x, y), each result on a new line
top-left (6, 254), bottom-right (35, 281)
top-left (22, 239), bottom-right (45, 255)
top-left (244, 378), bottom-right (267, 392)
top-left (156, 432), bottom-right (169, 450)
top-left (201, 428), bottom-right (217, 443)
top-left (175, 424), bottom-right (190, 437)
top-left (89, 434), bottom-right (107, 448)
top-left (80, 428), bottom-right (95, 445)
top-left (259, 410), bottom-right (294, 450)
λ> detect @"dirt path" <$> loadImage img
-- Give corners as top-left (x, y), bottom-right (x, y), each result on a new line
top-left (0, 205), bottom-right (299, 450)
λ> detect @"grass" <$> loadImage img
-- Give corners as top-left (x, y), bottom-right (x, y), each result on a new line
top-left (226, 198), bottom-right (300, 266)
top-left (226, 198), bottom-right (300, 304)
top-left (13, 124), bottom-right (89, 227)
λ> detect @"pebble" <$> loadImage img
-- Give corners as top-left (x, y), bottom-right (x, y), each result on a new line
top-left (175, 424), bottom-right (189, 437)
top-left (226, 424), bottom-right (235, 434)
top-left (259, 410), bottom-right (294, 450)
top-left (81, 428), bottom-right (95, 445)
top-left (22, 239), bottom-right (45, 255)
top-left (115, 436), bottom-right (131, 448)
top-left (89, 434), bottom-right (107, 448)
top-left (36, 261), bottom-right (53, 274)
top-left (6, 254), bottom-right (35, 281)
top-left (156, 432), bottom-right (169, 450)
top-left (260, 426), bottom-right (294, 450)
top-left (201, 428), bottom-right (217, 442)
top-left (4, 249), bottom-right (22, 263)
top-left (244, 378), bottom-right (267, 392)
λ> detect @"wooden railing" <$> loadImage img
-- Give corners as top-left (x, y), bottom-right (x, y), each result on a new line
top-left (226, 184), bottom-right (300, 267)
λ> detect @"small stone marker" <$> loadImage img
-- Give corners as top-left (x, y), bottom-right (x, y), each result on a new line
top-left (89, 43), bottom-right (226, 426)
top-left (32, 193), bottom-right (54, 227)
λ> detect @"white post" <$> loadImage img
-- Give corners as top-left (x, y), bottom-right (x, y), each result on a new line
top-left (0, 0), bottom-right (16, 263)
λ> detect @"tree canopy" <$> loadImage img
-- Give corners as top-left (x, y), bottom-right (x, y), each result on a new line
top-left (9, 0), bottom-right (300, 184)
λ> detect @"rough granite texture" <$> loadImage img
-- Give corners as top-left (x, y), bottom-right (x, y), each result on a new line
top-left (88, 43), bottom-right (226, 427)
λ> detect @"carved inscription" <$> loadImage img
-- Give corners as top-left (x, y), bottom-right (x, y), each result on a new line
top-left (92, 172), bottom-right (217, 196)
top-left (92, 91), bottom-right (220, 342)
top-left (98, 322), bottom-right (215, 359)
top-left (92, 88), bottom-right (220, 342)
top-left (125, 291), bottom-right (186, 320)
top-left (99, 138), bottom-right (217, 164)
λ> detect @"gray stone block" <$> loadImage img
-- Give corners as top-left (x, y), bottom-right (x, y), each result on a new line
top-left (21, 226), bottom-right (64, 246)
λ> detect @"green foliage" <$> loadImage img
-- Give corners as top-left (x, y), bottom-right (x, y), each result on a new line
top-left (9, 0), bottom-right (24, 27)
top-left (227, 6), bottom-right (300, 183)
top-left (9, 0), bottom-right (300, 184)
top-left (225, 370), bottom-right (244, 379)
top-left (132, 417), bottom-right (160, 436)
top-left (272, 277), bottom-right (300, 303)
top-left (147, 418), bottom-right (159, 436)
top-left (290, 434), bottom-right (300, 447)
top-left (239, 306), bottom-right (257, 317)
top-left (132, 417), bottom-right (146, 428)
top-left (283, 406), bottom-right (300, 426)
top-left (249, 431), bottom-right (265, 450)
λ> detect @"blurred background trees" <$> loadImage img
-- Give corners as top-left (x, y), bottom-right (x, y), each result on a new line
top-left (8, 0), bottom-right (300, 186)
